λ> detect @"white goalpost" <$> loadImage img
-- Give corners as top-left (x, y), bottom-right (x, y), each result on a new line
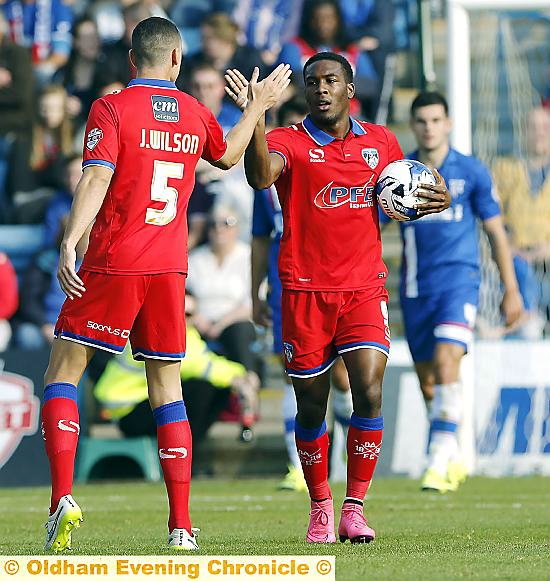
top-left (445, 0), bottom-right (550, 475)
top-left (447, 0), bottom-right (549, 154)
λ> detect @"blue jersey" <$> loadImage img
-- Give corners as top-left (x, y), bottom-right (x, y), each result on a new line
top-left (381, 148), bottom-right (501, 298)
top-left (252, 186), bottom-right (283, 309)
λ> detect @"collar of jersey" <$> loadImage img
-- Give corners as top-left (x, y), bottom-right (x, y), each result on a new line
top-left (127, 78), bottom-right (177, 89)
top-left (302, 115), bottom-right (366, 146)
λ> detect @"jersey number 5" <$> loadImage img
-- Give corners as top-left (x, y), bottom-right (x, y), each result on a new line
top-left (145, 160), bottom-right (184, 226)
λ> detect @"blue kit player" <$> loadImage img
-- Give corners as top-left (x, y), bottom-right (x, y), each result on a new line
top-left (385, 91), bottom-right (524, 492)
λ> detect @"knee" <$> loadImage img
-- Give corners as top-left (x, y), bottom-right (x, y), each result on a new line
top-left (351, 378), bottom-right (382, 417)
top-left (433, 349), bottom-right (461, 384)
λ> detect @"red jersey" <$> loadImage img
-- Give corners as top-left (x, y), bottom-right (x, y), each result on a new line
top-left (82, 78), bottom-right (227, 275)
top-left (267, 116), bottom-right (403, 291)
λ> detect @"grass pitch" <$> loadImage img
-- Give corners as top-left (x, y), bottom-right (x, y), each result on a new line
top-left (1, 476), bottom-right (548, 580)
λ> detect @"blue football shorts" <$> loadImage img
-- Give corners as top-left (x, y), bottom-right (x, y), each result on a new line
top-left (401, 285), bottom-right (478, 362)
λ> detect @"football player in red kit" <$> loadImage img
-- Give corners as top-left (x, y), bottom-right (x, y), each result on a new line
top-left (227, 52), bottom-right (450, 544)
top-left (42, 16), bottom-right (291, 552)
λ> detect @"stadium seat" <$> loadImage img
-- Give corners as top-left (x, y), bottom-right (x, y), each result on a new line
top-left (0, 224), bottom-right (45, 274)
top-left (76, 436), bottom-right (161, 482)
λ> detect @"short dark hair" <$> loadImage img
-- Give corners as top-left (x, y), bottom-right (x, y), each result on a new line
top-left (410, 91), bottom-right (449, 117)
top-left (131, 17), bottom-right (181, 68)
top-left (277, 96), bottom-right (309, 126)
top-left (303, 52), bottom-right (354, 84)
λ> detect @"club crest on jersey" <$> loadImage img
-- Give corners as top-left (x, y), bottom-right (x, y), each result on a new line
top-left (0, 370), bottom-right (39, 469)
top-left (283, 342), bottom-right (294, 363)
top-left (361, 148), bottom-right (379, 169)
top-left (86, 127), bottom-right (103, 151)
top-left (151, 95), bottom-right (179, 122)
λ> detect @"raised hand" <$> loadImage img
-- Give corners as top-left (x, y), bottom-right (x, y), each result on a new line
top-left (225, 68), bottom-right (249, 110)
top-left (225, 64), bottom-right (292, 113)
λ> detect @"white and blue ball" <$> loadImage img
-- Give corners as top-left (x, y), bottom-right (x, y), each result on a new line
top-left (375, 159), bottom-right (436, 221)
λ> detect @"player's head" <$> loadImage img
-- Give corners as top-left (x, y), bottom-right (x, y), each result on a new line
top-left (277, 97), bottom-right (309, 128)
top-left (130, 17), bottom-right (183, 82)
top-left (303, 52), bottom-right (354, 126)
top-left (410, 91), bottom-right (452, 152)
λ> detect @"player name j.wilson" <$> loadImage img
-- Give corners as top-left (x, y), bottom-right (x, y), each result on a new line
top-left (139, 129), bottom-right (199, 154)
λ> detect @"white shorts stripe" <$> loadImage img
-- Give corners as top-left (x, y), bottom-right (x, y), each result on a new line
top-left (434, 323), bottom-right (473, 346)
top-left (286, 358), bottom-right (338, 379)
top-left (58, 333), bottom-right (122, 354)
top-left (337, 344), bottom-right (389, 357)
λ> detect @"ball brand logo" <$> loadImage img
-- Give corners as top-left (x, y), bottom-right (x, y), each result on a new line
top-left (57, 420), bottom-right (80, 434)
top-left (314, 178), bottom-right (375, 209)
top-left (0, 370), bottom-right (39, 469)
top-left (151, 95), bottom-right (179, 122)
top-left (308, 148), bottom-right (325, 162)
top-left (159, 447), bottom-right (188, 459)
top-left (87, 321), bottom-right (130, 339)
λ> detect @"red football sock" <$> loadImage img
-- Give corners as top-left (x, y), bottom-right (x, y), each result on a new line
top-left (346, 423), bottom-right (383, 501)
top-left (42, 383), bottom-right (80, 514)
top-left (154, 402), bottom-right (192, 532)
top-left (295, 430), bottom-right (331, 501)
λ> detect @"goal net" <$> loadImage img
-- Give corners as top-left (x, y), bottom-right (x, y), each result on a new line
top-left (446, 1), bottom-right (550, 338)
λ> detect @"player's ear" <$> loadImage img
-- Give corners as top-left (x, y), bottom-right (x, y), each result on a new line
top-left (128, 49), bottom-right (137, 70)
top-left (347, 82), bottom-right (355, 99)
top-left (172, 46), bottom-right (181, 68)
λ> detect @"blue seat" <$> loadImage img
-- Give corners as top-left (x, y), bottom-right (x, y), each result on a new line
top-left (0, 224), bottom-right (45, 274)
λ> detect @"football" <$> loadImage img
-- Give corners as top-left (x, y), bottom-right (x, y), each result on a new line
top-left (375, 159), bottom-right (436, 221)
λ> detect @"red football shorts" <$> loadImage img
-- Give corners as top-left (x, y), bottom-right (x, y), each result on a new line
top-left (281, 286), bottom-right (390, 378)
top-left (55, 271), bottom-right (186, 360)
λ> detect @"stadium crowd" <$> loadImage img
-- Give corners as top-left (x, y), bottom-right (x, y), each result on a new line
top-left (0, 3), bottom-right (549, 370)
top-left (0, 0), bottom-right (403, 348)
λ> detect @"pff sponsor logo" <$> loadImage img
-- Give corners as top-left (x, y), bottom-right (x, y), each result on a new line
top-left (309, 148), bottom-right (325, 162)
top-left (299, 448), bottom-right (322, 466)
top-left (314, 177), bottom-right (375, 209)
top-left (87, 321), bottom-right (130, 339)
top-left (353, 439), bottom-right (381, 460)
top-left (159, 447), bottom-right (188, 459)
top-left (0, 370), bottom-right (39, 469)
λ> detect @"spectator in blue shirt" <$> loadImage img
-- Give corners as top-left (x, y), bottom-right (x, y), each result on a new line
top-left (2, 0), bottom-right (73, 85)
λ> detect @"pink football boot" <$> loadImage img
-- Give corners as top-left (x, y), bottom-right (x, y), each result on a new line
top-left (338, 503), bottom-right (375, 544)
top-left (306, 499), bottom-right (336, 543)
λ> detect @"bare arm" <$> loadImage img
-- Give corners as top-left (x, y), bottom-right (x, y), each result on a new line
top-left (212, 65), bottom-right (291, 170)
top-left (251, 235), bottom-right (272, 326)
top-left (482, 215), bottom-right (525, 327)
top-left (224, 68), bottom-right (285, 189)
top-left (58, 165), bottom-right (112, 298)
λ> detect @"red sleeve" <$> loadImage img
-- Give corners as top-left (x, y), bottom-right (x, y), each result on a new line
top-left (82, 97), bottom-right (119, 172)
top-left (266, 127), bottom-right (293, 174)
top-left (200, 106), bottom-right (228, 162)
top-left (0, 253), bottom-right (18, 319)
top-left (383, 126), bottom-right (404, 163)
